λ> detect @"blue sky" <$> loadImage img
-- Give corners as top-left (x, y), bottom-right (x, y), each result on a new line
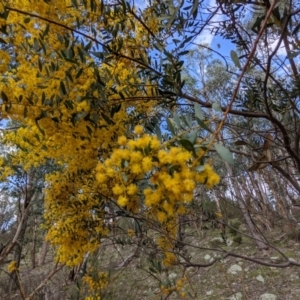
top-left (135, 0), bottom-right (235, 60)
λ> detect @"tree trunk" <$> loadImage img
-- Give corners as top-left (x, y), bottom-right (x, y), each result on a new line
top-left (9, 210), bottom-right (29, 294)
top-left (38, 240), bottom-right (49, 266)
top-left (31, 217), bottom-right (37, 269)
top-left (225, 163), bottom-right (269, 250)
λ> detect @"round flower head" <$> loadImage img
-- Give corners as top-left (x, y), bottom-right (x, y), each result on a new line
top-left (134, 125), bottom-right (143, 135)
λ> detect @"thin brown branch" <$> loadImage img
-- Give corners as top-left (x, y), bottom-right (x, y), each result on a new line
top-left (180, 93), bottom-right (271, 119)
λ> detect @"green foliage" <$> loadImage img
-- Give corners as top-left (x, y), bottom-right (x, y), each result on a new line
top-left (214, 143), bottom-right (234, 165)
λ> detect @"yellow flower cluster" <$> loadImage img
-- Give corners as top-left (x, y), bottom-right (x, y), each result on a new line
top-left (0, 0), bottom-right (220, 278)
top-left (85, 297), bottom-right (101, 300)
top-left (0, 50), bottom-right (11, 73)
top-left (96, 126), bottom-right (220, 220)
top-left (7, 260), bottom-right (18, 273)
top-left (127, 229), bottom-right (135, 237)
top-left (157, 235), bottom-right (178, 266)
top-left (83, 271), bottom-right (108, 300)
top-left (95, 126), bottom-right (220, 266)
top-left (161, 277), bottom-right (187, 299)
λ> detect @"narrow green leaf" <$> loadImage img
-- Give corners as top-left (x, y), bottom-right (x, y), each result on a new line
top-left (52, 117), bottom-right (59, 123)
top-left (38, 59), bottom-right (43, 72)
top-left (0, 25), bottom-right (7, 35)
top-left (179, 139), bottom-right (196, 155)
top-left (155, 124), bottom-right (162, 142)
top-left (33, 38), bottom-right (39, 51)
top-left (4, 104), bottom-right (11, 112)
top-left (0, 37), bottom-right (7, 44)
top-left (287, 51), bottom-right (300, 59)
top-left (42, 23), bottom-right (50, 39)
top-left (34, 134), bottom-right (40, 142)
top-left (167, 118), bottom-right (176, 135)
top-left (84, 41), bottom-right (92, 51)
top-left (1, 91), bottom-right (8, 102)
top-left (214, 143), bottom-right (234, 165)
top-left (166, 5), bottom-right (180, 29)
top-left (60, 81), bottom-right (67, 95)
top-left (235, 140), bottom-right (248, 146)
top-left (41, 92), bottom-right (46, 105)
top-left (178, 50), bottom-right (189, 56)
top-left (212, 102), bottom-right (223, 112)
top-left (173, 113), bottom-right (182, 128)
top-left (292, 23), bottom-right (300, 35)
top-left (65, 70), bottom-right (73, 82)
top-left (194, 103), bottom-right (204, 120)
top-left (149, 267), bottom-right (157, 274)
top-left (195, 117), bottom-right (212, 132)
top-left (24, 106), bottom-right (28, 118)
top-left (77, 47), bottom-right (85, 63)
top-left (76, 68), bottom-right (83, 79)
top-left (188, 129), bottom-right (198, 144)
top-left (68, 47), bottom-right (75, 59)
top-left (39, 39), bottom-right (46, 55)
top-left (190, 0), bottom-right (199, 19)
top-left (179, 36), bottom-right (193, 48)
top-left (157, 261), bottom-right (162, 273)
top-left (35, 119), bottom-right (45, 135)
top-left (121, 0), bottom-right (126, 14)
top-left (101, 112), bottom-right (115, 125)
top-left (71, 0), bottom-right (78, 8)
top-left (86, 125), bottom-right (93, 136)
top-left (186, 114), bottom-right (192, 127)
top-left (91, 51), bottom-right (104, 59)
top-left (230, 50), bottom-right (241, 69)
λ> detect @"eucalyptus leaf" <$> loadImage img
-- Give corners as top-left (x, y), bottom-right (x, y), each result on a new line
top-left (1, 91), bottom-right (8, 102)
top-left (60, 81), bottom-right (67, 95)
top-left (230, 50), bottom-right (241, 69)
top-left (185, 114), bottom-right (192, 127)
top-left (287, 50), bottom-right (300, 59)
top-left (86, 125), bottom-right (93, 136)
top-left (0, 37), bottom-right (7, 44)
top-left (166, 5), bottom-right (180, 29)
top-left (191, 0), bottom-right (199, 19)
top-left (214, 143), bottom-right (234, 165)
top-left (195, 117), bottom-right (212, 133)
top-left (194, 103), bottom-right (204, 120)
top-left (212, 102), bottom-right (223, 112)
top-left (24, 106), bottom-right (28, 118)
top-left (167, 118), bottom-right (176, 135)
top-left (155, 124), bottom-right (162, 142)
top-left (235, 140), bottom-right (248, 146)
top-left (173, 113), bottom-right (182, 128)
top-left (189, 129), bottom-right (198, 144)
top-left (35, 119), bottom-right (45, 135)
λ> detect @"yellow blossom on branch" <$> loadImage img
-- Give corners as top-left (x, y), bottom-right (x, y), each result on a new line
top-left (7, 260), bottom-right (18, 273)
